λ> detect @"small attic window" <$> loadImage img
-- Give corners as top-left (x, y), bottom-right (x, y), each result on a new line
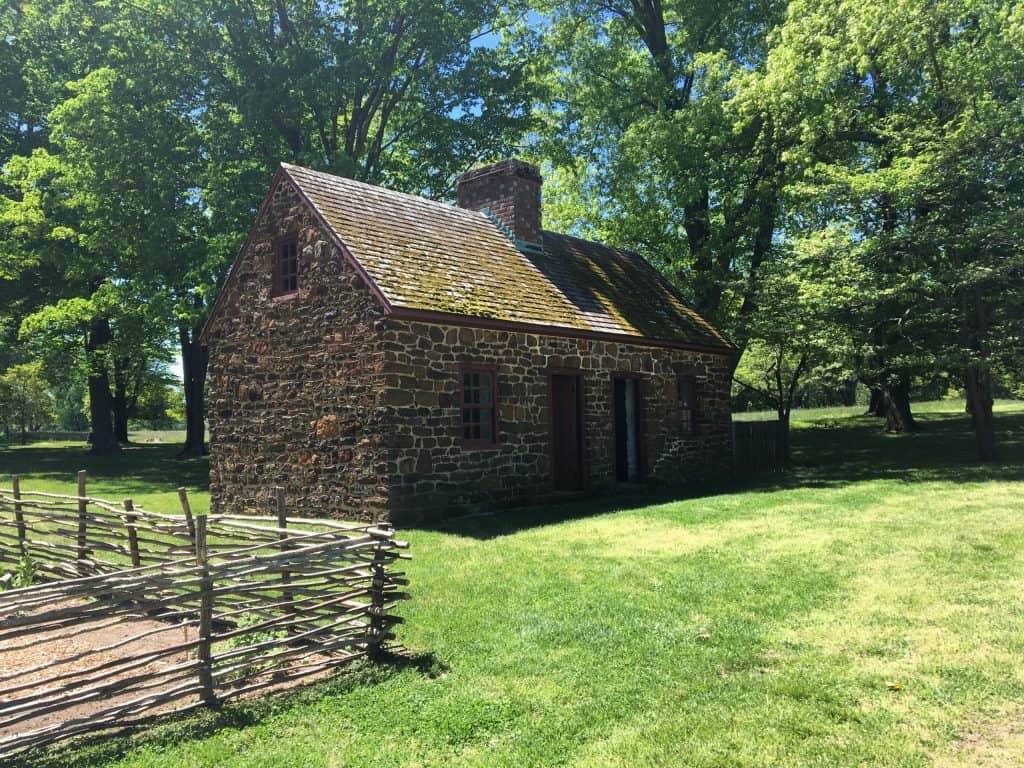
top-left (273, 237), bottom-right (299, 297)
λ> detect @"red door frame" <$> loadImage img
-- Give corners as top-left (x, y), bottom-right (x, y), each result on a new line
top-left (546, 368), bottom-right (587, 490)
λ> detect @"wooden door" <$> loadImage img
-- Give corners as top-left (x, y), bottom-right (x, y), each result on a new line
top-left (613, 376), bottom-right (643, 482)
top-left (550, 374), bottom-right (583, 490)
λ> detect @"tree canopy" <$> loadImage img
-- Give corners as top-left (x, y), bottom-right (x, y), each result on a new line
top-left (1, 0), bottom-right (1021, 461)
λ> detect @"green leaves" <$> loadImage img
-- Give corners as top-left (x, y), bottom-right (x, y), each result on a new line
top-left (527, 0), bottom-right (789, 331)
top-left (196, 0), bottom-right (537, 196)
top-left (0, 361), bottom-right (55, 436)
top-left (759, 0), bottom-right (1024, 444)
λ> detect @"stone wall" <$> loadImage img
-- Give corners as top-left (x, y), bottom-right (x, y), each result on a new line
top-left (380, 320), bottom-right (733, 523)
top-left (206, 176), bottom-right (733, 524)
top-left (205, 177), bottom-right (391, 520)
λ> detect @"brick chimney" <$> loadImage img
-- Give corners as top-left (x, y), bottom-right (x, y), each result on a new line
top-left (456, 159), bottom-right (543, 252)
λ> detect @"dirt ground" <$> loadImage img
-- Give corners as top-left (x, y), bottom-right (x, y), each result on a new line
top-left (0, 599), bottom-right (354, 752)
top-left (0, 601), bottom-right (197, 744)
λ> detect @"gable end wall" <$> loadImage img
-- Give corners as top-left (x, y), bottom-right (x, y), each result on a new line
top-left (205, 178), bottom-right (390, 520)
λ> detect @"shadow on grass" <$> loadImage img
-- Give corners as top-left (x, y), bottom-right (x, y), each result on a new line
top-left (4, 408), bottom-right (1021, 540)
top-left (427, 408), bottom-right (1024, 540)
top-left (0, 443), bottom-right (209, 495)
top-left (791, 409), bottom-right (1024, 484)
top-left (2, 651), bottom-right (445, 768)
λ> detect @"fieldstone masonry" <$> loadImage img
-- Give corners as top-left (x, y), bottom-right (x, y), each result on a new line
top-left (206, 179), bottom-right (391, 520)
top-left (206, 175), bottom-right (733, 524)
top-left (381, 321), bottom-right (733, 521)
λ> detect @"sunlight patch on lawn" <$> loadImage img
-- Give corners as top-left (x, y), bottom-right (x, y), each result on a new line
top-left (771, 485), bottom-right (1024, 766)
top-left (559, 503), bottom-right (836, 559)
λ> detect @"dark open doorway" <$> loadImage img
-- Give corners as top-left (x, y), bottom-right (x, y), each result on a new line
top-left (613, 376), bottom-right (643, 482)
top-left (550, 374), bottom-right (584, 491)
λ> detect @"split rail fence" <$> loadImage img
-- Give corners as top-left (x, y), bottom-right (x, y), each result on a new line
top-left (0, 473), bottom-right (409, 756)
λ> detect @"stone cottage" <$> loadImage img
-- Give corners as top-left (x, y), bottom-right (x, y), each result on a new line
top-left (202, 159), bottom-right (736, 523)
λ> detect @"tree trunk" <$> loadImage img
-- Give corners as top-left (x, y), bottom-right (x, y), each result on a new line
top-left (841, 377), bottom-right (858, 407)
top-left (113, 399), bottom-right (129, 442)
top-left (85, 314), bottom-right (120, 454)
top-left (179, 321), bottom-right (208, 457)
top-left (865, 387), bottom-right (886, 416)
top-left (683, 192), bottom-right (719, 317)
top-left (883, 379), bottom-right (917, 433)
top-left (962, 296), bottom-right (995, 461)
top-left (965, 365), bottom-right (995, 461)
top-left (112, 356), bottom-right (130, 443)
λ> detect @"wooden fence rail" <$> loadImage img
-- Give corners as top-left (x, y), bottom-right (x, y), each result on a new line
top-left (732, 420), bottom-right (787, 473)
top-left (0, 473), bottom-right (409, 756)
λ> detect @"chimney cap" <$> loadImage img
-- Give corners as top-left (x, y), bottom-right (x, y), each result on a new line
top-left (456, 158), bottom-right (542, 187)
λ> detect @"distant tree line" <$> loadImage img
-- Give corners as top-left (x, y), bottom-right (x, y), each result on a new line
top-left (1, 0), bottom-right (1021, 462)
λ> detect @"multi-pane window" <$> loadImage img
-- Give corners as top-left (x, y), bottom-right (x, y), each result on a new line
top-left (461, 365), bottom-right (498, 446)
top-left (678, 375), bottom-right (698, 434)
top-left (273, 237), bottom-right (299, 296)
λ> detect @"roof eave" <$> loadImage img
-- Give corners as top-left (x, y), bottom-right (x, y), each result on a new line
top-left (384, 305), bottom-right (736, 356)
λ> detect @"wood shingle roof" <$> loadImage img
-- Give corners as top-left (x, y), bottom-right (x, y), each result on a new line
top-left (282, 163), bottom-right (734, 352)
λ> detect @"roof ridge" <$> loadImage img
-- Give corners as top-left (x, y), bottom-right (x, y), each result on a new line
top-left (542, 228), bottom-right (625, 250)
top-left (280, 162), bottom-right (491, 225)
top-left (542, 229), bottom-right (645, 264)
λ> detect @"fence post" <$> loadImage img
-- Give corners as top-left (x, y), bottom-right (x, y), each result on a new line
top-left (177, 487), bottom-right (197, 555)
top-left (194, 513), bottom-right (218, 708)
top-left (275, 487), bottom-right (295, 633)
top-left (76, 470), bottom-right (88, 575)
top-left (365, 528), bottom-right (391, 661)
top-left (11, 474), bottom-right (25, 556)
top-left (123, 498), bottom-right (141, 567)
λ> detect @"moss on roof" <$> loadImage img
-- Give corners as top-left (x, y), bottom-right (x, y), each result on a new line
top-left (283, 163), bottom-right (733, 351)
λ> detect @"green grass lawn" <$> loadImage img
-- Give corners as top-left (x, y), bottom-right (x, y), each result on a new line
top-left (732, 397), bottom-right (1023, 424)
top-left (2, 402), bottom-right (1024, 767)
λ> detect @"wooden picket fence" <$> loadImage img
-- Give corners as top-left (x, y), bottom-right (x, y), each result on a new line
top-left (732, 420), bottom-right (787, 472)
top-left (0, 472), bottom-right (409, 756)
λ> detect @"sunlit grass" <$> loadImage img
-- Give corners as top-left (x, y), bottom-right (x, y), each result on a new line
top-left (0, 442), bottom-right (210, 514)
top-left (732, 397), bottom-right (1022, 424)
top-left (1, 400), bottom-right (1023, 767)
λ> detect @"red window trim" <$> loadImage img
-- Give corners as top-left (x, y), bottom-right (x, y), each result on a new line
top-left (459, 363), bottom-right (499, 449)
top-left (271, 235), bottom-right (300, 298)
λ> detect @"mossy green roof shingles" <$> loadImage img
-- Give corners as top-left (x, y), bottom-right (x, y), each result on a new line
top-left (534, 231), bottom-right (732, 348)
top-left (283, 163), bottom-right (733, 352)
top-left (283, 164), bottom-right (578, 325)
